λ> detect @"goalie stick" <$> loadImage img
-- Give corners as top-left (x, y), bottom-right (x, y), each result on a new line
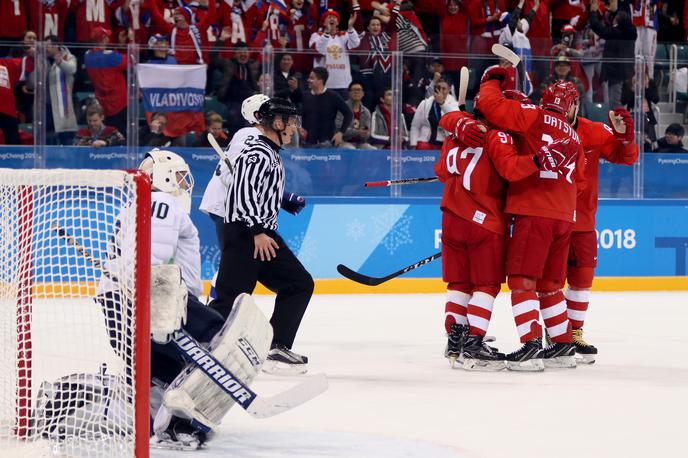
top-left (364, 177), bottom-right (438, 187)
top-left (207, 133), bottom-right (234, 174)
top-left (337, 252), bottom-right (442, 286)
top-left (51, 223), bottom-right (328, 418)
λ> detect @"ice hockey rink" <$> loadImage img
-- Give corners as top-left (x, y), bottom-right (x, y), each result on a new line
top-left (149, 290), bottom-right (687, 458)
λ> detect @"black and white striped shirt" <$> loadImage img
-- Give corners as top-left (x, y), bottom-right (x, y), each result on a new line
top-left (225, 135), bottom-right (285, 234)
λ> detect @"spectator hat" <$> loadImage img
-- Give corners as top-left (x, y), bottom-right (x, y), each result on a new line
top-left (175, 6), bottom-right (195, 24)
top-left (554, 55), bottom-right (571, 66)
top-left (91, 26), bottom-right (111, 42)
top-left (666, 123), bottom-right (685, 137)
top-left (321, 9), bottom-right (340, 25)
top-left (147, 34), bottom-right (169, 50)
top-left (561, 24), bottom-right (576, 34)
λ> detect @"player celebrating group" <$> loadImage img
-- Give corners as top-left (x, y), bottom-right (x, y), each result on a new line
top-left (476, 71), bottom-right (585, 371)
top-left (437, 90), bottom-right (580, 371)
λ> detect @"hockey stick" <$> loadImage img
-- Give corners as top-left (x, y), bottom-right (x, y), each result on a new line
top-left (51, 224), bottom-right (328, 418)
top-left (364, 177), bottom-right (439, 187)
top-left (337, 252), bottom-right (442, 286)
top-left (491, 43), bottom-right (520, 67)
top-left (458, 66), bottom-right (469, 112)
top-left (207, 133), bottom-right (233, 174)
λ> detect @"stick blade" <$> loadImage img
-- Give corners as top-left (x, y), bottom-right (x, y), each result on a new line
top-left (458, 66), bottom-right (469, 109)
top-left (247, 373), bottom-right (329, 419)
top-left (336, 264), bottom-right (384, 286)
top-left (491, 43), bottom-right (521, 67)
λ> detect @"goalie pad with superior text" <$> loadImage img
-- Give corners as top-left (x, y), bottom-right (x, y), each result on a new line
top-left (150, 264), bottom-right (188, 344)
top-left (156, 293), bottom-right (272, 432)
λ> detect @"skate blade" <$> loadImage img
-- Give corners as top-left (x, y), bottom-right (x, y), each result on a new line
top-left (506, 359), bottom-right (545, 372)
top-left (461, 358), bottom-right (506, 372)
top-left (575, 354), bottom-right (596, 365)
top-left (544, 355), bottom-right (577, 369)
top-left (262, 359), bottom-right (309, 376)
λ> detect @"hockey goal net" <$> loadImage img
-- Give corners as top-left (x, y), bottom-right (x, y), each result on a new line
top-left (0, 169), bottom-right (151, 457)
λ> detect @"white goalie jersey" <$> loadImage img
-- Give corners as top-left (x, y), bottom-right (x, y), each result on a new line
top-left (100, 191), bottom-right (203, 298)
top-left (199, 126), bottom-right (262, 218)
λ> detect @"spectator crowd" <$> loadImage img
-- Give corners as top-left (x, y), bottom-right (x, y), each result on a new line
top-left (0, 0), bottom-right (687, 152)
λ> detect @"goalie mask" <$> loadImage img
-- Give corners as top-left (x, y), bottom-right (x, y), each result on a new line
top-left (139, 149), bottom-right (194, 213)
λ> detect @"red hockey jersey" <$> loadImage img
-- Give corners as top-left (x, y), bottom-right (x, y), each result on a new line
top-left (28, 0), bottom-right (70, 40)
top-left (476, 79), bottom-right (586, 223)
top-left (435, 111), bottom-right (539, 235)
top-left (574, 116), bottom-right (639, 231)
top-left (0, 0), bottom-right (28, 39)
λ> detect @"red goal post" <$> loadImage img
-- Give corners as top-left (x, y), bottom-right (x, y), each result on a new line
top-left (0, 169), bottom-right (151, 457)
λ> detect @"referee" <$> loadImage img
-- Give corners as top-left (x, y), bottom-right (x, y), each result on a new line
top-left (210, 97), bottom-right (314, 374)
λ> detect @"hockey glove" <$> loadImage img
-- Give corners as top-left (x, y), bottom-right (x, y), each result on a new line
top-left (607, 108), bottom-right (634, 144)
top-left (454, 117), bottom-right (487, 148)
top-left (534, 139), bottom-right (578, 173)
top-left (281, 191), bottom-right (306, 215)
top-left (481, 66), bottom-right (509, 86)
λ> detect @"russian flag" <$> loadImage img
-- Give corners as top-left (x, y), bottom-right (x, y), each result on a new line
top-left (137, 64), bottom-right (207, 113)
top-left (269, 0), bottom-right (288, 13)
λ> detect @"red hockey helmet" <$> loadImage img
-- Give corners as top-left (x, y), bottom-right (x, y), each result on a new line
top-left (503, 89), bottom-right (531, 104)
top-left (540, 81), bottom-right (578, 115)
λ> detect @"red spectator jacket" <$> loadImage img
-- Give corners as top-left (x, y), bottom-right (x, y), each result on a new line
top-left (0, 58), bottom-right (22, 118)
top-left (440, 1), bottom-right (469, 71)
top-left (84, 48), bottom-right (128, 117)
top-left (71, 0), bottom-right (126, 43)
top-left (0, 0), bottom-right (28, 39)
top-left (28, 0), bottom-right (70, 40)
top-left (148, 0), bottom-right (216, 64)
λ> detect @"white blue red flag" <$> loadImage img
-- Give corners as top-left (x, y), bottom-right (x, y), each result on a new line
top-left (137, 64), bottom-right (207, 113)
top-left (269, 0), bottom-right (288, 13)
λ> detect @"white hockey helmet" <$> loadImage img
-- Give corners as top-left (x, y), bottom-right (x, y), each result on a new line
top-left (139, 149), bottom-right (194, 213)
top-left (241, 94), bottom-right (270, 124)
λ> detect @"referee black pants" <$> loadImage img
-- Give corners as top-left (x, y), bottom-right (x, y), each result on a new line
top-left (210, 222), bottom-right (314, 349)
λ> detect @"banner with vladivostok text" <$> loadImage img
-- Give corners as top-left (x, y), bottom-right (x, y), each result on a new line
top-left (137, 64), bottom-right (207, 113)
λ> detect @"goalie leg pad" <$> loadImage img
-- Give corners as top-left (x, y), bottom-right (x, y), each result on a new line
top-left (160, 293), bottom-right (272, 430)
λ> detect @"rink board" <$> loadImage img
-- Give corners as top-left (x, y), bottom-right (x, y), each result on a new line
top-left (196, 198), bottom-right (688, 286)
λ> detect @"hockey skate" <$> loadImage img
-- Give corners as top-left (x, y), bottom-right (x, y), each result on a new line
top-left (542, 342), bottom-right (577, 369)
top-left (262, 343), bottom-right (309, 375)
top-left (150, 416), bottom-right (208, 451)
top-left (444, 324), bottom-right (468, 367)
top-left (505, 338), bottom-right (544, 372)
top-left (572, 328), bottom-right (597, 364)
top-left (459, 334), bottom-right (506, 372)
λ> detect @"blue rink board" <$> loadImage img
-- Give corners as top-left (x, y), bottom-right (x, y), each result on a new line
top-left (1, 146), bottom-right (687, 278)
top-left (195, 198), bottom-right (688, 279)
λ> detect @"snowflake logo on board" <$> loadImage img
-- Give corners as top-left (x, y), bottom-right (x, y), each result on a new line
top-left (287, 231), bottom-right (318, 263)
top-left (346, 219), bottom-right (365, 241)
top-left (374, 212), bottom-right (413, 255)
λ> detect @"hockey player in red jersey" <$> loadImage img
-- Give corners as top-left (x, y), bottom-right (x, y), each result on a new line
top-left (436, 95), bottom-right (577, 371)
top-left (561, 83), bottom-right (639, 363)
top-left (476, 71), bottom-right (585, 371)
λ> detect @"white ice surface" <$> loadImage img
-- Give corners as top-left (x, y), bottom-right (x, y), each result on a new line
top-left (152, 291), bottom-right (688, 458)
